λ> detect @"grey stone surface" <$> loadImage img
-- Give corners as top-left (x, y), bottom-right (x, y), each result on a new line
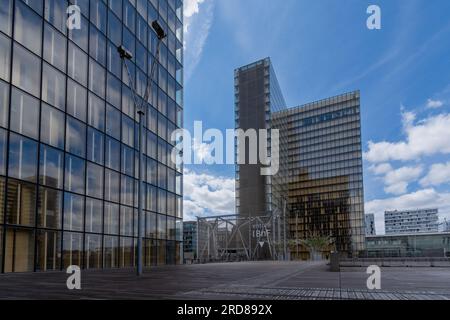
top-left (0, 261), bottom-right (449, 300)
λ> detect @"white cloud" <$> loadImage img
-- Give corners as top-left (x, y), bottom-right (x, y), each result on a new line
top-left (370, 163), bottom-right (423, 195)
top-left (184, 0), bottom-right (206, 18)
top-left (364, 112), bottom-right (450, 163)
top-left (365, 189), bottom-right (450, 234)
top-left (183, 169), bottom-right (235, 221)
top-left (420, 162), bottom-right (450, 187)
top-left (369, 163), bottom-right (393, 175)
top-left (383, 165), bottom-right (423, 195)
top-left (427, 99), bottom-right (444, 109)
top-left (184, 0), bottom-right (215, 81)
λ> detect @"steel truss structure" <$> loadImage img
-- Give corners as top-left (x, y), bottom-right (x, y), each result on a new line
top-left (197, 212), bottom-right (288, 263)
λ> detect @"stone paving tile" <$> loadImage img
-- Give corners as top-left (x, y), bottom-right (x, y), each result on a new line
top-left (0, 262), bottom-right (449, 300)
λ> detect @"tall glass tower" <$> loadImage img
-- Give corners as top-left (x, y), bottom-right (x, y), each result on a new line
top-left (235, 58), bottom-right (365, 259)
top-left (0, 0), bottom-right (183, 273)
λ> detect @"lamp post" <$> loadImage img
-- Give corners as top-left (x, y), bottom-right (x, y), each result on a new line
top-left (118, 20), bottom-right (166, 276)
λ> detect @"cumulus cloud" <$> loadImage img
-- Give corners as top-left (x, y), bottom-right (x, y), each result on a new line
top-left (426, 99), bottom-right (444, 109)
top-left (420, 162), bottom-right (450, 187)
top-left (369, 163), bottom-right (393, 175)
top-left (184, 0), bottom-right (215, 81)
top-left (183, 169), bottom-right (235, 221)
top-left (364, 112), bottom-right (450, 163)
top-left (365, 189), bottom-right (450, 234)
top-left (184, 0), bottom-right (206, 18)
top-left (370, 163), bottom-right (423, 195)
top-left (383, 165), bottom-right (423, 195)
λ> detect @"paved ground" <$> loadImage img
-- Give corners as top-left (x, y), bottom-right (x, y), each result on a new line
top-left (0, 261), bottom-right (449, 300)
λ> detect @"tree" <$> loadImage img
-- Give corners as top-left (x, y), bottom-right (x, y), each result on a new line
top-left (291, 236), bottom-right (335, 261)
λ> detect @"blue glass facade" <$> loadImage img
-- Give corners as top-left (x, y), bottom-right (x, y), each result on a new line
top-left (0, 0), bottom-right (183, 273)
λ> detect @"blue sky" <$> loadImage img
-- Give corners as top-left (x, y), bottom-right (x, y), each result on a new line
top-left (182, 0), bottom-right (450, 233)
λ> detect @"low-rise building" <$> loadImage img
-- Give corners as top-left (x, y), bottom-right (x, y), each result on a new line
top-left (385, 209), bottom-right (439, 235)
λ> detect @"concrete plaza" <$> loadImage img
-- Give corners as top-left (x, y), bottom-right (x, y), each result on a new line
top-left (0, 261), bottom-right (449, 300)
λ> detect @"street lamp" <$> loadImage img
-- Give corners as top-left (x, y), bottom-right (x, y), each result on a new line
top-left (118, 20), bottom-right (167, 276)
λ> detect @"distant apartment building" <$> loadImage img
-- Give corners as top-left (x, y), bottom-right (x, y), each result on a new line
top-left (365, 214), bottom-right (376, 236)
top-left (366, 232), bottom-right (450, 258)
top-left (183, 222), bottom-right (197, 263)
top-left (385, 209), bottom-right (439, 235)
top-left (235, 58), bottom-right (366, 260)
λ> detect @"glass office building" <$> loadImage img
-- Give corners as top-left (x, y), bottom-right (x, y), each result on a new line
top-left (234, 58), bottom-right (287, 219)
top-left (276, 92), bottom-right (366, 259)
top-left (235, 58), bottom-right (365, 260)
top-left (0, 0), bottom-right (183, 273)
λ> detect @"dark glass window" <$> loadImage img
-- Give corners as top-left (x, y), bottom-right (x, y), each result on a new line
top-left (10, 87), bottom-right (39, 139)
top-left (146, 131), bottom-right (157, 159)
top-left (36, 230), bottom-right (61, 271)
top-left (146, 184), bottom-right (157, 212)
top-left (86, 198), bottom-right (103, 233)
top-left (0, 0), bottom-right (13, 36)
top-left (0, 129), bottom-right (6, 176)
top-left (146, 157), bottom-right (157, 185)
top-left (62, 232), bottom-right (83, 268)
top-left (123, 0), bottom-right (136, 33)
top-left (8, 133), bottom-right (38, 182)
top-left (106, 104), bottom-right (121, 140)
top-left (6, 180), bottom-right (36, 226)
top-left (105, 137), bottom-right (120, 171)
top-left (41, 104), bottom-right (65, 149)
top-left (89, 24), bottom-right (107, 66)
top-left (105, 169), bottom-right (120, 203)
top-left (87, 127), bottom-right (104, 165)
top-left (12, 43), bottom-right (42, 97)
top-left (66, 116), bottom-right (86, 158)
top-left (86, 162), bottom-right (104, 199)
top-left (68, 42), bottom-right (88, 86)
top-left (42, 63), bottom-right (66, 110)
top-left (38, 188), bottom-right (62, 229)
top-left (103, 235), bottom-right (119, 268)
top-left (120, 237), bottom-right (134, 268)
top-left (109, 0), bottom-right (122, 18)
top-left (39, 144), bottom-right (64, 189)
top-left (0, 33), bottom-right (11, 82)
top-left (104, 202), bottom-right (119, 235)
top-left (14, 1), bottom-right (43, 55)
top-left (106, 74), bottom-right (121, 108)
top-left (157, 214), bottom-right (166, 239)
top-left (43, 22), bottom-right (67, 72)
top-left (121, 175), bottom-right (134, 206)
top-left (122, 115), bottom-right (135, 147)
top-left (88, 93), bottom-right (105, 131)
top-left (63, 193), bottom-right (84, 231)
top-left (68, 14), bottom-right (89, 51)
top-left (44, 0), bottom-right (67, 34)
top-left (108, 10), bottom-right (122, 46)
top-left (67, 79), bottom-right (87, 122)
top-left (121, 85), bottom-right (134, 118)
top-left (90, 0), bottom-right (107, 34)
top-left (146, 211), bottom-right (157, 238)
top-left (89, 59), bottom-right (106, 98)
top-left (121, 145), bottom-right (134, 176)
top-left (120, 206), bottom-right (134, 236)
top-left (64, 154), bottom-right (85, 194)
top-left (107, 41), bottom-right (122, 79)
top-left (85, 233), bottom-right (102, 269)
top-left (4, 228), bottom-right (35, 272)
